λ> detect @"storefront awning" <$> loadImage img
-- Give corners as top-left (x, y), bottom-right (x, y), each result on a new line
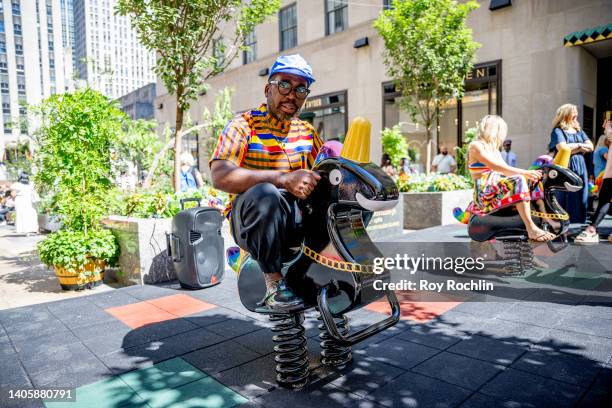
top-left (564, 23), bottom-right (612, 47)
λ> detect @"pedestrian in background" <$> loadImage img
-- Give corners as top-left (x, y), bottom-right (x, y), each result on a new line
top-left (575, 119), bottom-right (612, 244)
top-left (432, 145), bottom-right (456, 174)
top-left (381, 153), bottom-right (397, 178)
top-left (10, 172), bottom-right (38, 234)
top-left (179, 152), bottom-right (205, 192)
top-left (548, 104), bottom-right (593, 224)
top-left (501, 139), bottom-right (517, 166)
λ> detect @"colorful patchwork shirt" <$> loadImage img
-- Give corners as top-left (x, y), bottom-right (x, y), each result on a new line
top-left (210, 104), bottom-right (323, 218)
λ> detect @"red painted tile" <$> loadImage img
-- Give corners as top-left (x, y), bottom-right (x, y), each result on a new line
top-left (106, 302), bottom-right (175, 329)
top-left (366, 290), bottom-right (463, 323)
top-left (147, 294), bottom-right (216, 317)
top-left (105, 294), bottom-right (217, 329)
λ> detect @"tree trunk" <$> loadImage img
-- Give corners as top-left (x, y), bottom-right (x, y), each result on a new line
top-left (425, 127), bottom-right (433, 174)
top-left (173, 105), bottom-right (185, 192)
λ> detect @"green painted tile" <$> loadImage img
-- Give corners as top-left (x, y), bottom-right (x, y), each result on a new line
top-left (138, 376), bottom-right (248, 408)
top-left (44, 377), bottom-right (146, 408)
top-left (120, 358), bottom-right (207, 394)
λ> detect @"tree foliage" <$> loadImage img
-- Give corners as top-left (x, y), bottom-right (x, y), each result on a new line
top-left (116, 0), bottom-right (280, 191)
top-left (201, 87), bottom-right (234, 158)
top-left (381, 125), bottom-right (409, 167)
top-left (374, 0), bottom-right (480, 170)
top-left (33, 88), bottom-right (125, 232)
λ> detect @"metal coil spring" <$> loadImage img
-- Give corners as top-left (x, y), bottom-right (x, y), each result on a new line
top-left (269, 312), bottom-right (309, 389)
top-left (317, 313), bottom-right (352, 367)
top-left (502, 240), bottom-right (535, 276)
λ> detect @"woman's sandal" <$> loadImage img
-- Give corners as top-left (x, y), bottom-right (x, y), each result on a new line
top-left (529, 232), bottom-right (556, 242)
top-left (574, 230), bottom-right (599, 245)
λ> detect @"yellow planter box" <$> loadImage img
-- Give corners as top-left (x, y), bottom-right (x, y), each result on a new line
top-left (54, 259), bottom-right (105, 291)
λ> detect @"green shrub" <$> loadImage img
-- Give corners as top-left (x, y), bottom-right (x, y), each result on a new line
top-left (37, 229), bottom-right (118, 272)
top-left (398, 173), bottom-right (473, 192)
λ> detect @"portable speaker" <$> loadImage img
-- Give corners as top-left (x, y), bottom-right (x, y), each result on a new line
top-left (167, 199), bottom-right (224, 289)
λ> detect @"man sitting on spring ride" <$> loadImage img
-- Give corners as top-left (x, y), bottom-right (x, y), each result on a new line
top-left (210, 55), bottom-right (323, 312)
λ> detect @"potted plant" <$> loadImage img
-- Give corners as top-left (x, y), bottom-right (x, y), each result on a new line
top-left (37, 229), bottom-right (118, 290)
top-left (33, 88), bottom-right (124, 290)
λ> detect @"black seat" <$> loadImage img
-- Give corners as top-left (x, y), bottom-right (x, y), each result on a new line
top-left (468, 207), bottom-right (528, 242)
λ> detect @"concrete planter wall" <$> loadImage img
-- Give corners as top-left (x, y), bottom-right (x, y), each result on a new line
top-left (102, 215), bottom-right (176, 285)
top-left (38, 214), bottom-right (62, 232)
top-left (402, 189), bottom-right (473, 230)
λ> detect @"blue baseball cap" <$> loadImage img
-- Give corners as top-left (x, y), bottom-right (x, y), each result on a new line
top-left (269, 54), bottom-right (315, 86)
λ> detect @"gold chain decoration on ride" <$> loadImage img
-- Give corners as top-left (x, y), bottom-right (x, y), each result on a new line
top-left (530, 210), bottom-right (569, 221)
top-left (302, 245), bottom-right (374, 274)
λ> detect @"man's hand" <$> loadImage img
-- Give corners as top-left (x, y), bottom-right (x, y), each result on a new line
top-left (280, 170), bottom-right (321, 200)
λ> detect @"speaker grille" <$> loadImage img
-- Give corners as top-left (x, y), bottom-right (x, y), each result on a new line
top-left (189, 231), bottom-right (202, 244)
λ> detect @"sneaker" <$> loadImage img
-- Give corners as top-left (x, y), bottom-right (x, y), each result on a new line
top-left (261, 279), bottom-right (304, 312)
top-left (574, 230), bottom-right (599, 245)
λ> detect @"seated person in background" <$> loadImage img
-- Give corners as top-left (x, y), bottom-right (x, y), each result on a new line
top-left (432, 145), bottom-right (456, 174)
top-left (210, 54), bottom-right (322, 312)
top-left (381, 153), bottom-right (397, 178)
top-left (467, 115), bottom-right (555, 242)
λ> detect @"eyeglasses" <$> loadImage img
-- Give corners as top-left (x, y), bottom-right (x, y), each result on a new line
top-left (269, 80), bottom-right (310, 99)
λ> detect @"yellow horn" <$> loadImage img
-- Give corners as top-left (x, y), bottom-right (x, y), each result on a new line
top-left (340, 117), bottom-right (371, 163)
top-left (553, 144), bottom-right (571, 168)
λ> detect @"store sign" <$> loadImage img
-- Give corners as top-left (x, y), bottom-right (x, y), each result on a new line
top-left (304, 98), bottom-right (322, 109)
top-left (465, 64), bottom-right (497, 82)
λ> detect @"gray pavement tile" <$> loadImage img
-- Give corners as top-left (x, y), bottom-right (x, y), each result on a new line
top-left (394, 322), bottom-right (467, 350)
top-left (184, 306), bottom-right (244, 327)
top-left (352, 337), bottom-right (439, 370)
top-left (160, 326), bottom-right (226, 356)
top-left (98, 340), bottom-right (178, 375)
top-left (556, 313), bottom-right (612, 338)
top-left (71, 320), bottom-right (135, 355)
top-left (121, 284), bottom-right (178, 300)
top-left (10, 330), bottom-right (80, 355)
top-left (570, 302), bottom-right (612, 321)
top-left (430, 310), bottom-right (493, 335)
top-left (478, 319), bottom-right (551, 346)
top-left (17, 341), bottom-right (100, 376)
top-left (0, 394), bottom-right (45, 408)
top-left (232, 328), bottom-right (274, 356)
top-left (533, 329), bottom-right (612, 363)
top-left (28, 354), bottom-right (113, 389)
top-left (591, 364), bottom-right (612, 390)
top-left (4, 318), bottom-right (72, 345)
top-left (206, 316), bottom-right (269, 339)
top-left (367, 370), bottom-right (472, 408)
top-left (125, 317), bottom-right (199, 343)
top-left (0, 355), bottom-right (32, 388)
top-left (451, 301), bottom-right (514, 319)
top-left (521, 289), bottom-right (583, 308)
top-left (480, 368), bottom-right (585, 408)
top-left (182, 340), bottom-right (261, 374)
top-left (577, 387), bottom-right (612, 407)
top-left (497, 302), bottom-right (566, 328)
top-left (458, 392), bottom-right (503, 408)
top-left (86, 290), bottom-right (142, 308)
top-left (447, 334), bottom-right (527, 365)
top-left (322, 357), bottom-right (406, 398)
top-left (412, 351), bottom-right (505, 391)
top-left (512, 349), bottom-right (602, 385)
top-left (212, 354), bottom-right (277, 399)
top-left (256, 382), bottom-right (380, 408)
top-left (0, 305), bottom-right (55, 327)
top-left (46, 299), bottom-right (117, 330)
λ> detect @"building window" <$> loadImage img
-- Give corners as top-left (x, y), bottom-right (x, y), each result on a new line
top-left (0, 35), bottom-right (6, 53)
top-left (325, 0), bottom-right (347, 35)
top-left (213, 38), bottom-right (225, 69)
top-left (13, 16), bottom-right (21, 35)
top-left (17, 75), bottom-right (26, 95)
top-left (0, 55), bottom-right (7, 73)
top-left (2, 103), bottom-right (9, 114)
top-left (243, 30), bottom-right (256, 65)
top-left (301, 90), bottom-right (348, 142)
top-left (0, 18), bottom-right (4, 34)
top-left (382, 60), bottom-right (502, 167)
top-left (0, 74), bottom-right (8, 94)
top-left (11, 0), bottom-right (20, 16)
top-left (15, 37), bottom-right (23, 55)
top-left (279, 3), bottom-right (297, 51)
top-left (15, 56), bottom-right (24, 71)
top-left (383, 0), bottom-right (394, 10)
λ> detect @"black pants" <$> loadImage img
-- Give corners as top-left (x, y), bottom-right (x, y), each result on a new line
top-left (230, 183), bottom-right (304, 274)
top-left (590, 178), bottom-right (612, 229)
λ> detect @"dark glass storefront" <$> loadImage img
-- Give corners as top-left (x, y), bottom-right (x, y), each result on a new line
top-left (301, 90), bottom-right (348, 142)
top-left (383, 60), bottom-right (502, 163)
